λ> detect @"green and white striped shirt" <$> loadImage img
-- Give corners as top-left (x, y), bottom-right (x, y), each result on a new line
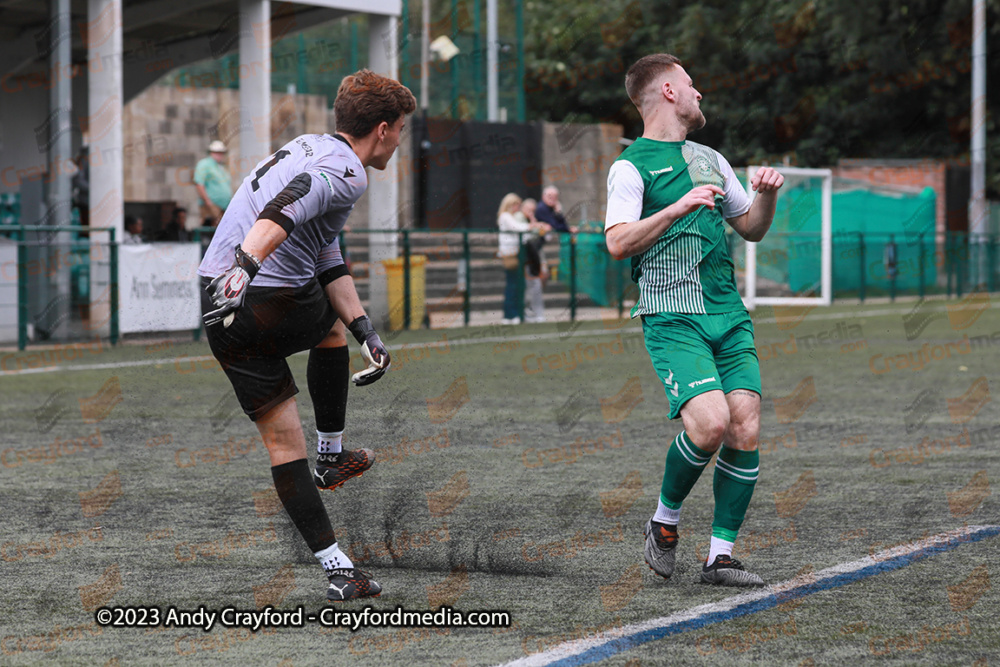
top-left (605, 139), bottom-right (751, 315)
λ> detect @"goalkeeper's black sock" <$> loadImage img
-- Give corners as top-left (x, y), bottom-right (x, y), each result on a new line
top-left (271, 458), bottom-right (336, 553)
top-left (307, 345), bottom-right (350, 457)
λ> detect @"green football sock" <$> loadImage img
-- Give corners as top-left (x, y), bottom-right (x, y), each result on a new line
top-left (711, 446), bottom-right (760, 541)
top-left (659, 431), bottom-right (713, 509)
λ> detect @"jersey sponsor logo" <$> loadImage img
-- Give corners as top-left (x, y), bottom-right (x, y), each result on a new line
top-left (649, 166), bottom-right (674, 175)
top-left (317, 170), bottom-right (336, 196)
top-left (688, 376), bottom-right (717, 388)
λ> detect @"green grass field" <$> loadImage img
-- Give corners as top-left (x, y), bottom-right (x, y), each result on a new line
top-left (2, 298), bottom-right (999, 665)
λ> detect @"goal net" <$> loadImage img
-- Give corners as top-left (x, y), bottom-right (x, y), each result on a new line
top-left (732, 166), bottom-right (832, 309)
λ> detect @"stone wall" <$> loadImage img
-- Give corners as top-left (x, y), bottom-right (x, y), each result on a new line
top-left (122, 85), bottom-right (612, 234)
top-left (539, 122), bottom-right (624, 227)
top-left (122, 85), bottom-right (328, 227)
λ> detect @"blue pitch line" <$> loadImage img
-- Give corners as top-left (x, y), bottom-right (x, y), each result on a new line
top-left (545, 525), bottom-right (1000, 667)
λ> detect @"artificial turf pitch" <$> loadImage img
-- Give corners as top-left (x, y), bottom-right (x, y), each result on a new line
top-left (1, 298), bottom-right (998, 665)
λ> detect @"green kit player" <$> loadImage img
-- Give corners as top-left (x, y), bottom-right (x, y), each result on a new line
top-left (605, 54), bottom-right (784, 587)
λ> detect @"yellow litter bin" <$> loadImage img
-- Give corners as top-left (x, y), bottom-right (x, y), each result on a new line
top-left (382, 255), bottom-right (427, 330)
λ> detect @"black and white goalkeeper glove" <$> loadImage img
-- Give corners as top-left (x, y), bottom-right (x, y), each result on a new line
top-left (348, 315), bottom-right (390, 385)
top-left (203, 245), bottom-right (261, 328)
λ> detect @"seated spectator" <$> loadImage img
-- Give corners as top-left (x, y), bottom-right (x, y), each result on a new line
top-left (158, 207), bottom-right (190, 242)
top-left (123, 216), bottom-right (144, 244)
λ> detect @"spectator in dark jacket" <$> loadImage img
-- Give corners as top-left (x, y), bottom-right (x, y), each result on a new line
top-left (534, 186), bottom-right (578, 234)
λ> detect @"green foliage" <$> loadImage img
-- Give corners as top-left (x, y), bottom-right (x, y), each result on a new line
top-left (525, 0), bottom-right (1000, 195)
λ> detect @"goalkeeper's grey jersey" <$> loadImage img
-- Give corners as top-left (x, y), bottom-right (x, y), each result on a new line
top-left (198, 133), bottom-right (366, 288)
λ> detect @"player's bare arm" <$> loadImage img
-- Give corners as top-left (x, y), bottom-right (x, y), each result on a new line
top-left (606, 184), bottom-right (724, 260)
top-left (323, 274), bottom-right (366, 325)
top-left (322, 275), bottom-right (390, 385)
top-left (240, 217), bottom-right (290, 261)
top-left (726, 166), bottom-right (784, 242)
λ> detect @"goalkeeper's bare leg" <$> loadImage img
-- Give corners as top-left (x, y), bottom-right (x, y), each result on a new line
top-left (256, 395), bottom-right (381, 601)
top-left (309, 319), bottom-right (375, 491)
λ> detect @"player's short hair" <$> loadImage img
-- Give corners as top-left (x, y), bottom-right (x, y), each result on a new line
top-left (625, 54), bottom-right (683, 111)
top-left (334, 70), bottom-right (416, 138)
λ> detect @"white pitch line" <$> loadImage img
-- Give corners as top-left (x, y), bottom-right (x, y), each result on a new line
top-left (0, 301), bottom-right (949, 377)
top-left (0, 327), bottom-right (644, 377)
top-left (501, 524), bottom-right (999, 667)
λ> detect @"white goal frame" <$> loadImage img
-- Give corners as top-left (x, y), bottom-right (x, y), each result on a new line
top-left (742, 166), bottom-right (833, 310)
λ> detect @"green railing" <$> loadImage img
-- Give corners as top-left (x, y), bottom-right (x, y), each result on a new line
top-left (191, 226), bottom-right (632, 329)
top-left (11, 223), bottom-right (1000, 348)
top-left (9, 225), bottom-right (118, 351)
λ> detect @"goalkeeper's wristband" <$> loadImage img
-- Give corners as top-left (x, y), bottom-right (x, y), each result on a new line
top-left (235, 244), bottom-right (262, 281)
top-left (347, 315), bottom-right (376, 346)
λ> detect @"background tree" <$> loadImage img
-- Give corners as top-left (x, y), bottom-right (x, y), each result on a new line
top-left (524, 0), bottom-right (1000, 196)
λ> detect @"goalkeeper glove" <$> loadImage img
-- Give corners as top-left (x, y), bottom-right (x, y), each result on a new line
top-left (348, 315), bottom-right (390, 385)
top-left (203, 245), bottom-right (261, 327)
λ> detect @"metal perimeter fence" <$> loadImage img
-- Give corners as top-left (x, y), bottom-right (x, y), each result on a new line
top-left (5, 224), bottom-right (1000, 350)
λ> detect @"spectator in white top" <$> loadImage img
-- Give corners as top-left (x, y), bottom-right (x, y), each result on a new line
top-left (497, 192), bottom-right (549, 324)
top-left (123, 216), bottom-right (144, 244)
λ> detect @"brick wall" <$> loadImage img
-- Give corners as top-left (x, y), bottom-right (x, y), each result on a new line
top-left (834, 159), bottom-right (951, 241)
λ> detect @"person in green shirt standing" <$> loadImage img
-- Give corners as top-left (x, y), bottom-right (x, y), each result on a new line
top-left (194, 140), bottom-right (233, 227)
top-left (605, 54), bottom-right (784, 587)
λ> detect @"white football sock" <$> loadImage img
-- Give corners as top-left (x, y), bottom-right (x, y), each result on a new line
top-left (707, 536), bottom-right (734, 564)
top-left (317, 430), bottom-right (343, 455)
top-left (652, 499), bottom-right (681, 525)
top-left (315, 542), bottom-right (353, 571)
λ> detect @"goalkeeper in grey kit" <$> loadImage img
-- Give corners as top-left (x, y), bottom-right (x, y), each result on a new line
top-left (198, 70), bottom-right (416, 602)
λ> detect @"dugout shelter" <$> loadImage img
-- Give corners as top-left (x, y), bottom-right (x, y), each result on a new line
top-left (0, 0), bottom-right (403, 338)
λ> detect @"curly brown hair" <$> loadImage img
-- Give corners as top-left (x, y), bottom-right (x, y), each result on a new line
top-left (333, 70), bottom-right (417, 138)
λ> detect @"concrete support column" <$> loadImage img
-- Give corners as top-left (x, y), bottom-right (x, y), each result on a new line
top-left (47, 0), bottom-right (73, 338)
top-left (87, 0), bottom-right (123, 337)
top-left (239, 0), bottom-right (271, 173)
top-left (367, 14), bottom-right (400, 330)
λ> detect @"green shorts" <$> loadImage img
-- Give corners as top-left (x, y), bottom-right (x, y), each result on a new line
top-left (642, 311), bottom-right (761, 420)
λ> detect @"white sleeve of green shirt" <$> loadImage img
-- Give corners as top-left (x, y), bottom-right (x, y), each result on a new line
top-left (604, 160), bottom-right (644, 232)
top-left (717, 152), bottom-right (752, 219)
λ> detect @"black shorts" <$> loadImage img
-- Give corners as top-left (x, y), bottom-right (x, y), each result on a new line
top-left (201, 277), bottom-right (338, 421)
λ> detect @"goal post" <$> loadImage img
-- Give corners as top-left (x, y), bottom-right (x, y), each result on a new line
top-left (740, 166), bottom-right (833, 310)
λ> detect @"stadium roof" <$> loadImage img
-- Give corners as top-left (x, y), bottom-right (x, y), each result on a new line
top-left (0, 0), bottom-right (399, 101)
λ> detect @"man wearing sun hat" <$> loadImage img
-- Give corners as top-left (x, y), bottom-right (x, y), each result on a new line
top-left (194, 140), bottom-right (233, 226)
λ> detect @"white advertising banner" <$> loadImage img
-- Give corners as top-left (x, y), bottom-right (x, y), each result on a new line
top-left (119, 243), bottom-right (200, 334)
